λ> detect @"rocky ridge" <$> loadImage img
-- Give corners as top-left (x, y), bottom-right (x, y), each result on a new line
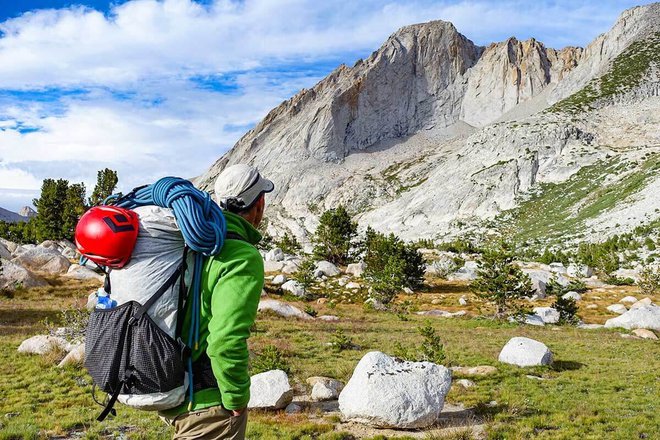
top-left (197, 3), bottom-right (660, 244)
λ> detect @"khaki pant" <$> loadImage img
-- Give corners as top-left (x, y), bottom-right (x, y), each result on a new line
top-left (165, 406), bottom-right (248, 440)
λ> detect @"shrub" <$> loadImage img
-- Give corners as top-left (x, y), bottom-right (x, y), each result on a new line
top-left (431, 256), bottom-right (462, 279)
top-left (43, 305), bottom-right (90, 344)
top-left (251, 345), bottom-right (290, 375)
top-left (292, 256), bottom-right (317, 296)
top-left (470, 243), bottom-right (534, 317)
top-left (275, 232), bottom-right (302, 255)
top-left (392, 323), bottom-right (446, 365)
top-left (362, 228), bottom-right (425, 304)
top-left (312, 205), bottom-right (358, 265)
top-left (606, 276), bottom-right (635, 286)
top-left (330, 329), bottom-right (356, 352)
top-left (304, 305), bottom-right (318, 318)
top-left (638, 265), bottom-right (660, 296)
top-left (551, 296), bottom-right (580, 325)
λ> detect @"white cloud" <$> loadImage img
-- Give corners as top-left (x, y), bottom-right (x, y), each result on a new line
top-left (0, 166), bottom-right (41, 189)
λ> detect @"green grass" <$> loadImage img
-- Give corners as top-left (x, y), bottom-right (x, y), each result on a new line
top-left (496, 153), bottom-right (660, 245)
top-left (1, 278), bottom-right (659, 439)
top-left (549, 32), bottom-right (660, 114)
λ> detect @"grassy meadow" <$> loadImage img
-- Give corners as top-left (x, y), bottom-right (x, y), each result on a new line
top-left (0, 276), bottom-right (658, 440)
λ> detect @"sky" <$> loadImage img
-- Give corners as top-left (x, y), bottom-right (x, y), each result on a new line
top-left (0, 0), bottom-right (654, 211)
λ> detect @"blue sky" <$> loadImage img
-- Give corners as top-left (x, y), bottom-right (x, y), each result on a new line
top-left (0, 0), bottom-right (654, 211)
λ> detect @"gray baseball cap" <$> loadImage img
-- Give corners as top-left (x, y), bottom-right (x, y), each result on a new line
top-left (214, 164), bottom-right (274, 211)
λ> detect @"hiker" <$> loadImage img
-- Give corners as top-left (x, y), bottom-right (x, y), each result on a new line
top-left (161, 164), bottom-right (274, 439)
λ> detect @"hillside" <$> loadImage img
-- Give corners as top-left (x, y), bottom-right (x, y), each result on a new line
top-left (196, 3), bottom-right (660, 246)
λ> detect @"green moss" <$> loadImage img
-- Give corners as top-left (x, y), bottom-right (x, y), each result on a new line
top-left (549, 32), bottom-right (660, 114)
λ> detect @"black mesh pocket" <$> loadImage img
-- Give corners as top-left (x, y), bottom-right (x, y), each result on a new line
top-left (85, 301), bottom-right (186, 395)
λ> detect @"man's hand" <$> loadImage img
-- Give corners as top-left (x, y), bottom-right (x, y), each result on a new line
top-left (231, 407), bottom-right (246, 417)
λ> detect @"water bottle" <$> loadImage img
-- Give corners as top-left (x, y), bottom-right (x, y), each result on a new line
top-left (95, 288), bottom-right (117, 310)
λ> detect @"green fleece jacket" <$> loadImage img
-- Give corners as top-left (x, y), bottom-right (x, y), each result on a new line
top-left (163, 211), bottom-right (263, 416)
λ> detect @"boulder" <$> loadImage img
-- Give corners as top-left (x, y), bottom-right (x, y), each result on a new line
top-left (0, 238), bottom-right (18, 254)
top-left (606, 304), bottom-right (628, 315)
top-left (345, 262), bottom-right (366, 277)
top-left (632, 329), bottom-right (658, 340)
top-left (271, 274), bottom-right (287, 285)
top-left (18, 335), bottom-right (73, 355)
top-left (58, 343), bottom-right (85, 367)
top-left (12, 247), bottom-right (71, 274)
top-left (64, 264), bottom-right (104, 282)
top-left (257, 299), bottom-right (314, 320)
top-left (282, 260), bottom-right (300, 274)
top-left (512, 314), bottom-right (545, 326)
top-left (0, 242), bottom-right (11, 259)
top-left (248, 370), bottom-right (293, 410)
top-left (611, 268), bottom-right (640, 282)
top-left (567, 264), bottom-right (593, 278)
top-left (284, 403), bottom-right (303, 414)
top-left (620, 296), bottom-right (638, 304)
top-left (456, 379), bottom-right (475, 388)
top-left (447, 261), bottom-right (478, 281)
top-left (0, 258), bottom-right (48, 290)
top-left (533, 307), bottom-right (560, 324)
top-left (60, 247), bottom-right (79, 260)
top-left (315, 261), bottom-right (340, 277)
top-left (338, 351), bottom-right (452, 429)
top-left (346, 282), bottom-right (361, 290)
top-left (265, 248), bottom-right (285, 262)
top-left (498, 337), bottom-right (553, 367)
top-left (264, 260), bottom-right (285, 272)
top-left (317, 315), bottom-right (340, 322)
top-left (281, 280), bottom-right (306, 297)
top-left (39, 240), bottom-right (61, 251)
top-left (450, 365), bottom-right (497, 376)
top-left (416, 310), bottom-right (466, 318)
top-left (549, 263), bottom-right (567, 274)
top-left (308, 377), bottom-right (344, 401)
top-left (562, 291), bottom-right (581, 301)
top-left (577, 323), bottom-right (604, 329)
top-left (604, 305), bottom-right (660, 331)
top-left (630, 297), bottom-right (654, 310)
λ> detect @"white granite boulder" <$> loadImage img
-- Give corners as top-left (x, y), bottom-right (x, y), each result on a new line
top-left (607, 304), bottom-right (628, 315)
top-left (308, 377), bottom-right (344, 401)
top-left (18, 335), bottom-right (73, 355)
top-left (257, 299), bottom-right (314, 320)
top-left (248, 370), bottom-right (293, 410)
top-left (58, 343), bottom-right (85, 367)
top-left (345, 262), bottom-right (366, 277)
top-left (533, 307), bottom-right (560, 324)
top-left (12, 247), bottom-right (71, 274)
top-left (562, 291), bottom-right (582, 301)
top-left (264, 260), bottom-right (285, 273)
top-left (604, 305), bottom-right (660, 331)
top-left (338, 351), bottom-right (452, 429)
top-left (281, 280), bottom-right (306, 297)
top-left (65, 264), bottom-right (104, 282)
top-left (315, 261), bottom-right (341, 277)
top-left (265, 248), bottom-right (285, 262)
top-left (567, 264), bottom-right (593, 278)
top-left (498, 337), bottom-right (553, 367)
top-left (0, 258), bottom-right (48, 290)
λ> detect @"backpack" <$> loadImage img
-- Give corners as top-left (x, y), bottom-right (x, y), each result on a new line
top-left (79, 178), bottom-right (231, 421)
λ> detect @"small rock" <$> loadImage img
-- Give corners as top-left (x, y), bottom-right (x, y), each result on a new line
top-left (416, 310), bottom-right (465, 318)
top-left (498, 337), bottom-right (553, 367)
top-left (632, 329), bottom-right (658, 340)
top-left (630, 298), bottom-right (654, 310)
top-left (346, 282), bottom-right (361, 290)
top-left (345, 262), bottom-right (366, 277)
top-left (456, 379), bottom-right (475, 388)
top-left (365, 298), bottom-right (387, 311)
top-left (620, 296), bottom-right (638, 304)
top-left (271, 274), bottom-right (287, 285)
top-left (281, 261), bottom-right (300, 274)
top-left (265, 248), bottom-right (285, 262)
top-left (18, 335), bottom-right (73, 355)
top-left (577, 323), bottom-right (604, 329)
top-left (533, 307), bottom-right (560, 324)
top-left (450, 365), bottom-right (497, 376)
top-left (620, 333), bottom-right (638, 340)
top-left (65, 264), bottom-right (104, 281)
top-left (281, 280), bottom-right (306, 298)
top-left (264, 260), bottom-right (285, 272)
top-left (315, 261), bottom-right (341, 277)
top-left (58, 343), bottom-right (85, 367)
top-left (258, 299), bottom-right (314, 320)
top-left (402, 287), bottom-right (413, 294)
top-left (248, 370), bottom-right (293, 410)
top-left (606, 304), bottom-right (628, 315)
top-left (431, 299), bottom-right (442, 305)
top-left (562, 291), bottom-right (581, 301)
top-left (310, 378), bottom-right (343, 401)
top-left (525, 375), bottom-right (546, 381)
top-left (317, 315), bottom-right (339, 322)
top-left (586, 304), bottom-right (598, 309)
top-left (285, 403), bottom-right (303, 414)
top-left (458, 296), bottom-right (468, 306)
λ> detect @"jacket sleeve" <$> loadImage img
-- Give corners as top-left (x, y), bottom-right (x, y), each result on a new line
top-left (206, 247), bottom-right (263, 410)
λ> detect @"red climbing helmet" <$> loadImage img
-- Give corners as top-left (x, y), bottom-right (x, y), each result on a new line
top-left (75, 205), bottom-right (140, 268)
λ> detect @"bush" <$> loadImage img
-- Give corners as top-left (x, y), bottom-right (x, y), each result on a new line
top-left (606, 276), bottom-right (635, 286)
top-left (43, 305), bottom-right (90, 344)
top-left (330, 329), bottom-right (356, 352)
top-left (312, 205), bottom-right (357, 265)
top-left (275, 232), bottom-right (302, 255)
top-left (431, 256), bottom-right (463, 279)
top-left (393, 323), bottom-right (446, 365)
top-left (551, 296), bottom-right (580, 325)
top-left (470, 243), bottom-right (534, 317)
top-left (251, 345), bottom-right (290, 375)
top-left (638, 265), bottom-right (660, 296)
top-left (362, 228), bottom-right (425, 304)
top-left (292, 256), bottom-right (317, 296)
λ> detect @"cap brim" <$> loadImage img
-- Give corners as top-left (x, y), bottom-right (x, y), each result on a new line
top-left (238, 175), bottom-right (274, 209)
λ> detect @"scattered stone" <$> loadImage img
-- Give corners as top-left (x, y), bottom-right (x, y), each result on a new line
top-left (526, 375), bottom-right (546, 380)
top-left (604, 305), bottom-right (660, 331)
top-left (346, 282), bottom-right (361, 290)
top-left (498, 337), bottom-right (553, 367)
top-left (456, 379), bottom-right (475, 389)
top-left (606, 304), bottom-right (628, 315)
top-left (338, 351), bottom-right (452, 429)
top-left (64, 264), bottom-right (104, 282)
top-left (365, 298), bottom-right (387, 311)
top-left (431, 299), bottom-right (442, 305)
top-left (264, 260), bottom-right (285, 272)
top-left (611, 268), bottom-right (640, 282)
top-left (562, 291), bottom-right (581, 301)
top-left (12, 247), bottom-right (71, 274)
top-left (577, 323), bottom-right (604, 329)
top-left (345, 262), bottom-right (366, 277)
top-left (281, 280), bottom-right (306, 298)
top-left (265, 248), bottom-right (285, 262)
top-left (18, 335), bottom-right (73, 355)
top-left (402, 287), bottom-right (414, 294)
top-left (310, 377), bottom-right (343, 401)
top-left (58, 343), bottom-right (85, 368)
top-left (271, 274), bottom-right (287, 285)
top-left (447, 261), bottom-right (478, 281)
top-left (632, 329), bottom-right (658, 340)
top-left (458, 295), bottom-right (468, 306)
top-left (620, 333), bottom-right (638, 340)
top-left (315, 261), bottom-right (341, 277)
top-left (533, 307), bottom-right (560, 324)
top-left (549, 262), bottom-right (567, 274)
top-left (0, 258), bottom-right (48, 290)
top-left (567, 264), bottom-right (593, 278)
top-left (317, 315), bottom-right (339, 322)
top-left (586, 304), bottom-right (598, 309)
top-left (313, 269), bottom-right (325, 279)
top-left (517, 314), bottom-right (545, 326)
top-left (620, 296), bottom-right (638, 304)
top-left (0, 238), bottom-right (18, 254)
top-left (257, 299), bottom-right (314, 320)
top-left (450, 365), bottom-right (497, 376)
top-left (284, 403), bottom-right (303, 414)
top-left (0, 242), bottom-right (11, 259)
top-left (630, 298), bottom-right (654, 310)
top-left (248, 370), bottom-right (293, 410)
top-left (416, 310), bottom-right (466, 318)
top-left (282, 261), bottom-right (301, 274)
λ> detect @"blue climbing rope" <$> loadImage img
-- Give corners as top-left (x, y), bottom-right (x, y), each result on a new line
top-left (112, 176), bottom-right (226, 256)
top-left (108, 177), bottom-right (227, 410)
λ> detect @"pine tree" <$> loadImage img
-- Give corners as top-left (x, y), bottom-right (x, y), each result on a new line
top-left (62, 183), bottom-right (87, 239)
top-left (89, 168), bottom-right (118, 206)
top-left (33, 179), bottom-right (69, 242)
top-left (312, 205), bottom-right (357, 265)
